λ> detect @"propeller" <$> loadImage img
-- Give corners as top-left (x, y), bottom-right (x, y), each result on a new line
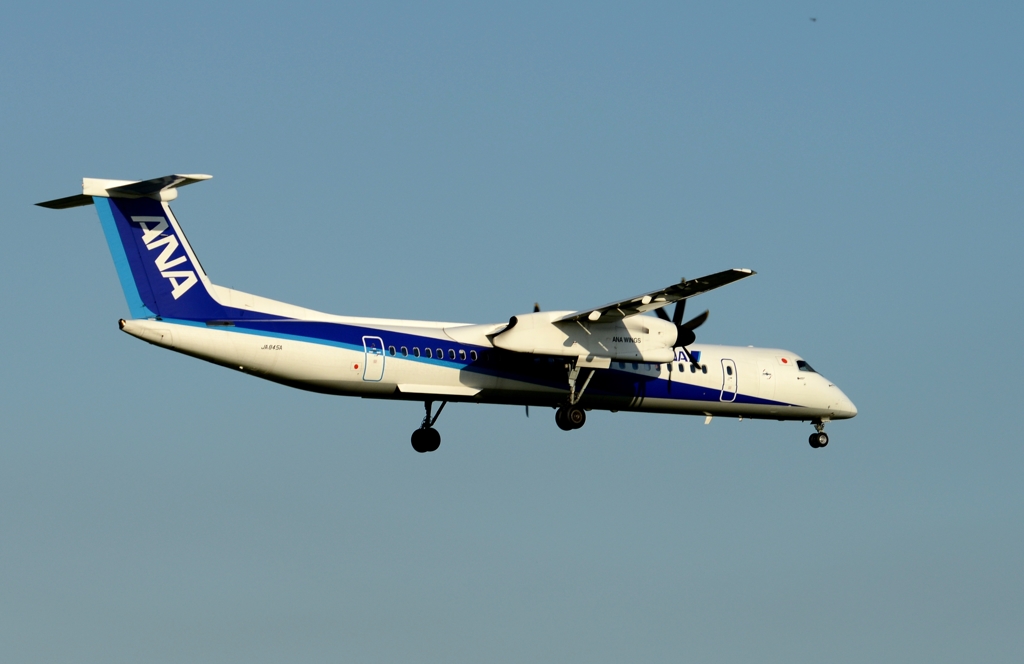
top-left (655, 280), bottom-right (708, 369)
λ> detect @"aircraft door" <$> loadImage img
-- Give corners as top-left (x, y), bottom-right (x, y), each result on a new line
top-left (720, 358), bottom-right (737, 402)
top-left (757, 359), bottom-right (776, 400)
top-left (362, 336), bottom-right (385, 381)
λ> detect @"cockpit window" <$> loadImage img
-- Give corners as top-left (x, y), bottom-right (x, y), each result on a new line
top-left (796, 360), bottom-right (816, 373)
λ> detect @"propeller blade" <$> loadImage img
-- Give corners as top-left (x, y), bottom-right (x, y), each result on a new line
top-left (654, 308), bottom-right (670, 321)
top-left (672, 294), bottom-right (687, 325)
top-left (682, 346), bottom-right (702, 370)
top-left (680, 309), bottom-right (709, 331)
top-left (674, 309), bottom-right (708, 355)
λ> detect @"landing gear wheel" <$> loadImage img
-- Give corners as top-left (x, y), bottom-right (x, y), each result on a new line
top-left (555, 407), bottom-right (573, 431)
top-left (555, 406), bottom-right (586, 430)
top-left (411, 428), bottom-right (429, 453)
top-left (412, 427), bottom-right (441, 453)
top-left (424, 427), bottom-right (441, 452)
top-left (808, 432), bottom-right (829, 448)
top-left (567, 406), bottom-right (586, 429)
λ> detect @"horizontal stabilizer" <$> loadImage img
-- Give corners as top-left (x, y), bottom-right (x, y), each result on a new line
top-left (104, 174), bottom-right (212, 198)
top-left (36, 194), bottom-right (94, 209)
top-left (36, 173), bottom-right (212, 209)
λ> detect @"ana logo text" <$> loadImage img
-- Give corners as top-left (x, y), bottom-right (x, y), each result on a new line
top-left (676, 349), bottom-right (702, 362)
top-left (132, 216), bottom-right (197, 299)
top-left (612, 336), bottom-right (642, 343)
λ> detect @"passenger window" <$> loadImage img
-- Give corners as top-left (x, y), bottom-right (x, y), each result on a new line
top-left (448, 349), bottom-right (456, 360)
top-left (425, 348), bottom-right (432, 358)
top-left (459, 349), bottom-right (467, 361)
top-left (631, 363), bottom-right (639, 370)
top-left (619, 362), bottom-right (626, 369)
top-left (437, 348), bottom-right (443, 359)
top-left (401, 346), bottom-right (408, 357)
top-left (413, 347), bottom-right (420, 357)
top-left (388, 345), bottom-right (396, 356)
top-left (690, 364), bottom-right (696, 373)
top-left (726, 365), bottom-right (733, 376)
top-left (470, 350), bottom-right (478, 361)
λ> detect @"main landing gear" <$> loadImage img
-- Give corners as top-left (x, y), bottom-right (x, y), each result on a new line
top-left (411, 400), bottom-right (446, 453)
top-left (554, 363), bottom-right (595, 431)
top-left (808, 419), bottom-right (829, 448)
top-left (555, 405), bottom-right (586, 431)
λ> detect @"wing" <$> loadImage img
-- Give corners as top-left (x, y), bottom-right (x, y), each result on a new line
top-left (556, 268), bottom-right (755, 323)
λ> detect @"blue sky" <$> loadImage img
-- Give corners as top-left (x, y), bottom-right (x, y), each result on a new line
top-left (1, 2), bottom-right (1021, 662)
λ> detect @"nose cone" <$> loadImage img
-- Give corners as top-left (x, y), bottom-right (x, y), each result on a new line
top-left (831, 386), bottom-right (858, 419)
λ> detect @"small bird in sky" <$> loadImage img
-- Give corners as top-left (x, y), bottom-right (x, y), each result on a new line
top-left (810, 17), bottom-right (817, 22)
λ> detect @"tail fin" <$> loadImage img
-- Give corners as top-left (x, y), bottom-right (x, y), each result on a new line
top-left (38, 175), bottom-right (229, 321)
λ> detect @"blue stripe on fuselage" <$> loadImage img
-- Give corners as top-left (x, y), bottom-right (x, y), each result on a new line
top-left (162, 316), bottom-right (795, 407)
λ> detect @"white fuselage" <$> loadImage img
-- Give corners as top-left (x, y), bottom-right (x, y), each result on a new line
top-left (121, 312), bottom-right (857, 423)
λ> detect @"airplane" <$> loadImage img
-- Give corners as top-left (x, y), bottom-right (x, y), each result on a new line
top-left (37, 174), bottom-right (857, 453)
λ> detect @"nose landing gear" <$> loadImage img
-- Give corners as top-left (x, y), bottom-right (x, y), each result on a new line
top-left (411, 400), bottom-right (446, 453)
top-left (808, 419), bottom-right (829, 448)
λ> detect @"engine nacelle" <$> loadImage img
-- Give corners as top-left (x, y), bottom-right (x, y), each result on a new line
top-left (491, 311), bottom-right (678, 362)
